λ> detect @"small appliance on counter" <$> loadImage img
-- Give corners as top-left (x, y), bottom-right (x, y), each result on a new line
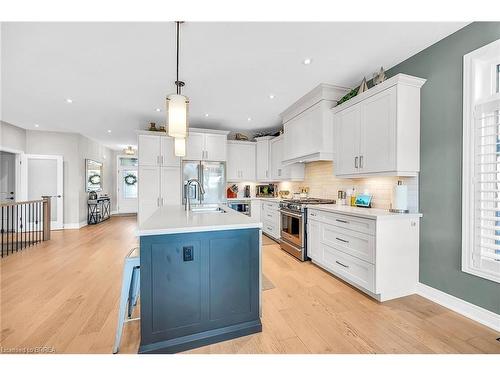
top-left (390, 180), bottom-right (409, 213)
top-left (256, 184), bottom-right (277, 198)
top-left (354, 194), bottom-right (373, 208)
top-left (227, 184), bottom-right (238, 199)
top-left (244, 185), bottom-right (251, 198)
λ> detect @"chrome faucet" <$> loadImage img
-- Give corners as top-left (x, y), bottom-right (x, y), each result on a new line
top-left (185, 179), bottom-right (205, 211)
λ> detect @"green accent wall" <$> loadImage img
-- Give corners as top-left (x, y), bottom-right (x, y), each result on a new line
top-left (385, 22), bottom-right (500, 314)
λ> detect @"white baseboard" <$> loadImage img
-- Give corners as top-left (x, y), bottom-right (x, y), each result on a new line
top-left (416, 282), bottom-right (500, 332)
top-left (64, 221), bottom-right (87, 230)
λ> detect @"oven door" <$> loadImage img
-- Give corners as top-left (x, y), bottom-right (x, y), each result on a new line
top-left (280, 209), bottom-right (304, 248)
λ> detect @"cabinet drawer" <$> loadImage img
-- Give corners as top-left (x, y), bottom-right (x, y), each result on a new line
top-left (262, 219), bottom-right (280, 239)
top-left (320, 223), bottom-right (375, 264)
top-left (308, 209), bottom-right (375, 235)
top-left (262, 201), bottom-right (279, 211)
top-left (319, 243), bottom-right (375, 293)
top-left (262, 209), bottom-right (279, 223)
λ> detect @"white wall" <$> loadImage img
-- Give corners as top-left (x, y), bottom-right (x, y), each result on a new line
top-left (0, 121), bottom-right (26, 152)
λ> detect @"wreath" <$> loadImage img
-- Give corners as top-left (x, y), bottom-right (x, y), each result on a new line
top-left (88, 174), bottom-right (101, 185)
top-left (124, 174), bottom-right (137, 186)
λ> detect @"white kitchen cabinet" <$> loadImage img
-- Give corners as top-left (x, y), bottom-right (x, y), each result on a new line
top-left (307, 207), bottom-right (420, 302)
top-left (138, 133), bottom-right (180, 167)
top-left (255, 136), bottom-right (273, 182)
top-left (138, 166), bottom-right (161, 225)
top-left (270, 135), bottom-right (305, 181)
top-left (332, 74), bottom-right (426, 178)
top-left (250, 200), bottom-right (261, 222)
top-left (160, 167), bottom-right (181, 205)
top-left (184, 130), bottom-right (228, 161)
top-left (261, 200), bottom-right (280, 240)
top-left (227, 141), bottom-right (256, 182)
top-left (281, 84), bottom-right (349, 164)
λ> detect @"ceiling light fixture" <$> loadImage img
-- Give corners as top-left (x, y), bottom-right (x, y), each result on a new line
top-left (247, 117), bottom-right (252, 122)
top-left (303, 58), bottom-right (312, 65)
top-left (124, 146), bottom-right (135, 155)
top-left (155, 108), bottom-right (161, 112)
top-left (34, 123), bottom-right (39, 128)
top-left (269, 94), bottom-right (275, 99)
top-left (107, 130), bottom-right (112, 134)
top-left (66, 98), bottom-right (73, 103)
top-left (167, 21), bottom-right (189, 158)
top-left (205, 113), bottom-right (209, 117)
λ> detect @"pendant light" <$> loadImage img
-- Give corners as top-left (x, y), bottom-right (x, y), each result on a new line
top-left (174, 137), bottom-right (186, 157)
top-left (167, 21), bottom-right (189, 144)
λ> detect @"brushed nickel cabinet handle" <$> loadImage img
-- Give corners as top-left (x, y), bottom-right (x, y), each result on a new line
top-left (355, 156), bottom-right (359, 169)
top-left (336, 237), bottom-right (349, 243)
top-left (336, 260), bottom-right (349, 268)
top-left (336, 219), bottom-right (348, 224)
top-left (359, 155), bottom-right (363, 168)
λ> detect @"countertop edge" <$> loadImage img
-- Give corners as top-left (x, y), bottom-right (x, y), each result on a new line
top-left (137, 222), bottom-right (263, 237)
top-left (307, 205), bottom-right (423, 220)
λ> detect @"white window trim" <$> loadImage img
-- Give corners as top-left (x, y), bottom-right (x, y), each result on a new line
top-left (462, 39), bottom-right (500, 284)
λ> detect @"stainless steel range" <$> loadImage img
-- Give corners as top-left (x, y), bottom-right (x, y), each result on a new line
top-left (279, 198), bottom-right (336, 261)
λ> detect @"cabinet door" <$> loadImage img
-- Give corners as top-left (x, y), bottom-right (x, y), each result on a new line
top-left (307, 219), bottom-right (321, 261)
top-left (138, 135), bottom-right (161, 166)
top-left (138, 166), bottom-right (160, 225)
top-left (160, 136), bottom-right (181, 167)
top-left (335, 104), bottom-right (361, 175)
top-left (161, 167), bottom-right (181, 205)
top-left (270, 137), bottom-right (283, 181)
top-left (256, 140), bottom-right (270, 181)
top-left (184, 133), bottom-right (204, 160)
top-left (239, 143), bottom-right (256, 181)
top-left (226, 142), bottom-right (241, 181)
top-left (250, 200), bottom-right (261, 222)
top-left (359, 86), bottom-right (397, 173)
top-left (204, 134), bottom-right (227, 161)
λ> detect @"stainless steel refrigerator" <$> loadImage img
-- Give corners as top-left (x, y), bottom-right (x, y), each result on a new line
top-left (182, 161), bottom-right (226, 205)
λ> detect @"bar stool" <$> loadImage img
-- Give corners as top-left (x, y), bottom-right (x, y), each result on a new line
top-left (113, 247), bottom-right (140, 354)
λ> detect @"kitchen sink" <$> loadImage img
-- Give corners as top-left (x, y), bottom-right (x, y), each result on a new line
top-left (190, 206), bottom-right (226, 213)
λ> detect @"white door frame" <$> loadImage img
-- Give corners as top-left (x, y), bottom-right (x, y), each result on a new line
top-left (21, 154), bottom-right (64, 230)
top-left (116, 154), bottom-right (138, 214)
top-left (0, 146), bottom-right (23, 202)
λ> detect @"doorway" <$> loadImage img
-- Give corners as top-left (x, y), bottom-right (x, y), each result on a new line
top-left (21, 154), bottom-right (64, 230)
top-left (0, 151), bottom-right (16, 203)
top-left (116, 155), bottom-right (138, 214)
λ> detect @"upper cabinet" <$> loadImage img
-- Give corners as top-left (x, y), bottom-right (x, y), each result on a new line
top-left (227, 141), bottom-right (256, 182)
top-left (270, 135), bottom-right (305, 181)
top-left (255, 136), bottom-right (273, 182)
top-left (281, 84), bottom-right (349, 165)
top-left (138, 133), bottom-right (181, 167)
top-left (332, 74), bottom-right (426, 178)
top-left (184, 129), bottom-right (229, 161)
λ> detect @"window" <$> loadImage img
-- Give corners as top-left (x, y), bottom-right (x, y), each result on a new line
top-left (463, 39), bottom-right (500, 283)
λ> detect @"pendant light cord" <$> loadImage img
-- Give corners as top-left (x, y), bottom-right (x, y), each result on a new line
top-left (176, 21), bottom-right (180, 95)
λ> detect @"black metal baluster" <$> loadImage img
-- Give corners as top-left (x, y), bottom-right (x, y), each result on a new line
top-left (29, 203), bottom-right (32, 247)
top-left (1, 206), bottom-right (4, 257)
top-left (16, 205), bottom-right (18, 252)
top-left (11, 205), bottom-right (14, 255)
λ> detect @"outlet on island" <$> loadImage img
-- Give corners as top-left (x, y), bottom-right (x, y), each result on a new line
top-left (183, 246), bottom-right (194, 262)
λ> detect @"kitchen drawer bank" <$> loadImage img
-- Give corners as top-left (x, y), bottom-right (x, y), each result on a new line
top-left (307, 205), bottom-right (422, 302)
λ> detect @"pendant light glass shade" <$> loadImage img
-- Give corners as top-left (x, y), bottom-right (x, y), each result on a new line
top-left (174, 137), bottom-right (186, 157)
top-left (167, 94), bottom-right (189, 138)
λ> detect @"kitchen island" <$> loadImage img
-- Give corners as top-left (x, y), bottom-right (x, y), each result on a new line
top-left (137, 205), bottom-right (262, 354)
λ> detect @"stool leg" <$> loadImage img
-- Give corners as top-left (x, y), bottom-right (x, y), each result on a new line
top-left (113, 263), bottom-right (133, 354)
top-left (128, 267), bottom-right (140, 318)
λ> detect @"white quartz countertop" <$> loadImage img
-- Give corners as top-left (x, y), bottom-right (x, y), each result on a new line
top-left (138, 205), bottom-right (262, 236)
top-left (307, 204), bottom-right (423, 220)
top-left (227, 197), bottom-right (281, 201)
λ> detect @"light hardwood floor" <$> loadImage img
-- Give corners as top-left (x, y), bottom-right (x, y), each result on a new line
top-left (1, 216), bottom-right (499, 354)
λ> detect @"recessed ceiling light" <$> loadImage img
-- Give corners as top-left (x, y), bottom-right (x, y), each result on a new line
top-left (155, 108), bottom-right (161, 112)
top-left (269, 94), bottom-right (275, 99)
top-left (303, 58), bottom-right (312, 65)
top-left (107, 130), bottom-right (112, 134)
top-left (247, 117), bottom-right (252, 122)
top-left (205, 113), bottom-right (209, 117)
top-left (65, 98), bottom-right (73, 103)
top-left (34, 123), bottom-right (39, 128)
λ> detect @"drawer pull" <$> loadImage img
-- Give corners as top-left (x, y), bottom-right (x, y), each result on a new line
top-left (335, 219), bottom-right (348, 224)
top-left (310, 213), bottom-right (316, 217)
top-left (336, 260), bottom-right (349, 268)
top-left (335, 237), bottom-right (349, 243)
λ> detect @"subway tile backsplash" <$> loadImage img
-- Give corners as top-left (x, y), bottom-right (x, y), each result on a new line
top-left (227, 161), bottom-right (419, 212)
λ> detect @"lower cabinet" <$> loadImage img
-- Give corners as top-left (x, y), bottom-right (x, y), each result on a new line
top-left (261, 201), bottom-right (280, 240)
top-left (307, 208), bottom-right (420, 301)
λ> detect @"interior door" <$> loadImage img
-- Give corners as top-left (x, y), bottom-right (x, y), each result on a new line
top-left (22, 154), bottom-right (64, 230)
top-left (335, 104), bottom-right (361, 175)
top-left (359, 86), bottom-right (397, 173)
top-left (117, 157), bottom-right (138, 214)
top-left (0, 151), bottom-right (16, 203)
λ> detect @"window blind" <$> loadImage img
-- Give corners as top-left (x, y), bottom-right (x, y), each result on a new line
top-left (473, 98), bottom-right (500, 278)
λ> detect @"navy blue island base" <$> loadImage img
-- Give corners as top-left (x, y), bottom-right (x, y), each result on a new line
top-left (138, 228), bottom-right (262, 354)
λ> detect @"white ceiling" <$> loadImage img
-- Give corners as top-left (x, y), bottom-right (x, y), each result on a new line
top-left (1, 22), bottom-right (467, 150)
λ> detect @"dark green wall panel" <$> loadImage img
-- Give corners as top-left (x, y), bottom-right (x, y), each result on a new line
top-left (385, 22), bottom-right (500, 314)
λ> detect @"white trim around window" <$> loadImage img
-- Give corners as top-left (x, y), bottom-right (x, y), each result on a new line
top-left (462, 39), bottom-right (500, 284)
